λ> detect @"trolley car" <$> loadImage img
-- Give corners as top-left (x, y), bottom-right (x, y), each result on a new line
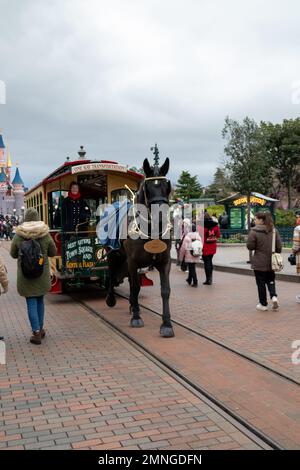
top-left (25, 147), bottom-right (144, 293)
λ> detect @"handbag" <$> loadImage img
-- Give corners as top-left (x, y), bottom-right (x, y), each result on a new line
top-left (271, 229), bottom-right (284, 272)
top-left (179, 234), bottom-right (187, 271)
top-left (288, 253), bottom-right (296, 266)
top-left (181, 258), bottom-right (187, 271)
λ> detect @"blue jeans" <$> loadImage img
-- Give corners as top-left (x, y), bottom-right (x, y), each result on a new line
top-left (26, 296), bottom-right (45, 332)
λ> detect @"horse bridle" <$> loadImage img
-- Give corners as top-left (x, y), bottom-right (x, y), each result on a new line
top-left (125, 177), bottom-right (171, 239)
top-left (142, 176), bottom-right (170, 206)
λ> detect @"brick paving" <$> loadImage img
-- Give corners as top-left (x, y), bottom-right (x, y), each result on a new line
top-left (123, 264), bottom-right (300, 382)
top-left (0, 246), bottom-right (260, 450)
top-left (76, 264), bottom-right (300, 449)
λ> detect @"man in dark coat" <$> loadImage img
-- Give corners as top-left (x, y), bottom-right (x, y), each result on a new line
top-left (62, 182), bottom-right (91, 234)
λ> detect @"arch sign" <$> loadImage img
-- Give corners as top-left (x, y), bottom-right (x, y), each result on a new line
top-left (72, 163), bottom-right (128, 175)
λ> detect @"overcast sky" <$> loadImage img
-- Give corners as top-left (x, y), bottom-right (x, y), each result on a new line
top-left (1, 0), bottom-right (300, 188)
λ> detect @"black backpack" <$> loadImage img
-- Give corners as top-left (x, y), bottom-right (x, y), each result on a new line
top-left (19, 239), bottom-right (44, 279)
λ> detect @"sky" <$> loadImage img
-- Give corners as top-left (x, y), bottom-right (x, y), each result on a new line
top-left (1, 0), bottom-right (300, 188)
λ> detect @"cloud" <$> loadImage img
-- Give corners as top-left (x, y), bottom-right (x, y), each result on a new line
top-left (1, 0), bottom-right (300, 188)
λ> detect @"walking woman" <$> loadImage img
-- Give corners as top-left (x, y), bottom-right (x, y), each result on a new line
top-left (10, 208), bottom-right (57, 344)
top-left (179, 224), bottom-right (202, 287)
top-left (0, 247), bottom-right (9, 341)
top-left (247, 211), bottom-right (282, 311)
top-left (201, 213), bottom-right (221, 285)
top-left (292, 211), bottom-right (300, 303)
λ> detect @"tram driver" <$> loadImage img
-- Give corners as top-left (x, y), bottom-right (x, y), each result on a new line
top-left (61, 181), bottom-right (91, 237)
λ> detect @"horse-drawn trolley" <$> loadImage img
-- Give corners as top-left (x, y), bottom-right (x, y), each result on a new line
top-left (25, 147), bottom-right (144, 293)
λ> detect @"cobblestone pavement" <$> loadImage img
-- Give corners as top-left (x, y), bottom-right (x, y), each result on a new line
top-left (119, 264), bottom-right (300, 382)
top-left (0, 248), bottom-right (261, 450)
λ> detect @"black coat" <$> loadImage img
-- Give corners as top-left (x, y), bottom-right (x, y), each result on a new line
top-left (62, 197), bottom-right (91, 233)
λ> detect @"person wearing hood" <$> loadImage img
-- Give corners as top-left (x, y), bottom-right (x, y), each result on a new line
top-left (61, 181), bottom-right (91, 234)
top-left (201, 213), bottom-right (221, 285)
top-left (247, 211), bottom-right (282, 311)
top-left (10, 208), bottom-right (57, 345)
top-left (179, 223), bottom-right (202, 287)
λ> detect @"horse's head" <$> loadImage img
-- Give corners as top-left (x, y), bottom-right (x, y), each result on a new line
top-left (137, 157), bottom-right (171, 207)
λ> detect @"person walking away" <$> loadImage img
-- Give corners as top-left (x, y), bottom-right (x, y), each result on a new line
top-left (0, 246), bottom-right (9, 341)
top-left (247, 211), bottom-right (282, 311)
top-left (10, 208), bottom-right (57, 344)
top-left (219, 212), bottom-right (229, 239)
top-left (173, 203), bottom-right (184, 266)
top-left (292, 211), bottom-right (300, 303)
top-left (202, 213), bottom-right (221, 285)
top-left (179, 224), bottom-right (202, 287)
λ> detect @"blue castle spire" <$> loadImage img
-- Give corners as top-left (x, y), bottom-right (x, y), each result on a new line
top-left (12, 167), bottom-right (24, 186)
top-left (0, 133), bottom-right (5, 149)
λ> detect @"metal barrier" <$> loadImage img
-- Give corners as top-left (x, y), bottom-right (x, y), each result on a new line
top-left (220, 227), bottom-right (294, 247)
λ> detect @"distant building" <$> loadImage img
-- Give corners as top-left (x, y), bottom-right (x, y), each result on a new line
top-left (0, 131), bottom-right (25, 216)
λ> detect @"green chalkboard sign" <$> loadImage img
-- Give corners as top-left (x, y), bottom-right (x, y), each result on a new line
top-left (230, 208), bottom-right (242, 229)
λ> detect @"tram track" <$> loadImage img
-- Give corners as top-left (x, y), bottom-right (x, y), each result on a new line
top-left (72, 293), bottom-right (283, 450)
top-left (117, 293), bottom-right (300, 388)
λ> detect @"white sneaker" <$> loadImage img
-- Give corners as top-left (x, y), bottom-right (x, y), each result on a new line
top-left (296, 295), bottom-right (300, 303)
top-left (272, 296), bottom-right (279, 310)
top-left (256, 304), bottom-right (268, 311)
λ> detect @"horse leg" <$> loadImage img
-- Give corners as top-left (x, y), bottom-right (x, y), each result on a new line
top-left (128, 266), bottom-right (144, 328)
top-left (158, 261), bottom-right (174, 338)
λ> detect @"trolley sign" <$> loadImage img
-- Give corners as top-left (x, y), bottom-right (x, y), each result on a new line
top-left (66, 238), bottom-right (95, 269)
top-left (72, 163), bottom-right (128, 175)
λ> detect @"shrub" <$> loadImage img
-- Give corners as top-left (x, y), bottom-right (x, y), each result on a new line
top-left (275, 209), bottom-right (296, 227)
top-left (206, 205), bottom-right (225, 218)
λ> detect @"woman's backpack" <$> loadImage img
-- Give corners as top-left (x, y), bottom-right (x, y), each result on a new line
top-left (19, 239), bottom-right (44, 279)
top-left (190, 239), bottom-right (203, 257)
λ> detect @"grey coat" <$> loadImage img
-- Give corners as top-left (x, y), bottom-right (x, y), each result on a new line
top-left (247, 224), bottom-right (282, 272)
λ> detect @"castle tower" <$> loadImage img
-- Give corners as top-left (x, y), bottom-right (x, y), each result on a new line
top-left (6, 144), bottom-right (12, 183)
top-left (12, 165), bottom-right (25, 216)
top-left (0, 130), bottom-right (5, 170)
top-left (0, 167), bottom-right (8, 215)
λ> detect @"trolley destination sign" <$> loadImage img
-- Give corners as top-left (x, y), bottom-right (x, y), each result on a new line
top-left (66, 238), bottom-right (95, 269)
top-left (71, 162), bottom-right (128, 175)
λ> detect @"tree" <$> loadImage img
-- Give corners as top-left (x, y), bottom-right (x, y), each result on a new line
top-left (129, 166), bottom-right (145, 175)
top-left (222, 116), bottom-right (272, 230)
top-left (174, 171), bottom-right (203, 201)
top-left (205, 167), bottom-right (233, 201)
top-left (260, 119), bottom-right (300, 209)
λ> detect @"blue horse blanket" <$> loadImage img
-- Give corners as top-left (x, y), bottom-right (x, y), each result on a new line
top-left (97, 200), bottom-right (131, 250)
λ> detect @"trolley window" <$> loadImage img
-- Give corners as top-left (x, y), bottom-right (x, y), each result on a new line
top-left (48, 190), bottom-right (67, 229)
top-left (111, 188), bottom-right (133, 203)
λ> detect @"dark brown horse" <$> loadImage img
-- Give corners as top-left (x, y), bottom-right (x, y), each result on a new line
top-left (105, 156), bottom-right (174, 338)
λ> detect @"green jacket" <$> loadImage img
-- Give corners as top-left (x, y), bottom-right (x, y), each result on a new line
top-left (10, 221), bottom-right (57, 297)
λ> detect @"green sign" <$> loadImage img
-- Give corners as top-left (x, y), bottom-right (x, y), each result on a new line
top-left (230, 208), bottom-right (242, 229)
top-left (66, 238), bottom-right (95, 269)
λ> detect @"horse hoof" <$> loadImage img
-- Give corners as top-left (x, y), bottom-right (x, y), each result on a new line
top-left (130, 318), bottom-right (144, 328)
top-left (160, 326), bottom-right (175, 338)
top-left (106, 294), bottom-right (116, 308)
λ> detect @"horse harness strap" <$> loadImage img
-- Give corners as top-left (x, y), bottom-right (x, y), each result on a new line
top-left (124, 183), bottom-right (172, 242)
